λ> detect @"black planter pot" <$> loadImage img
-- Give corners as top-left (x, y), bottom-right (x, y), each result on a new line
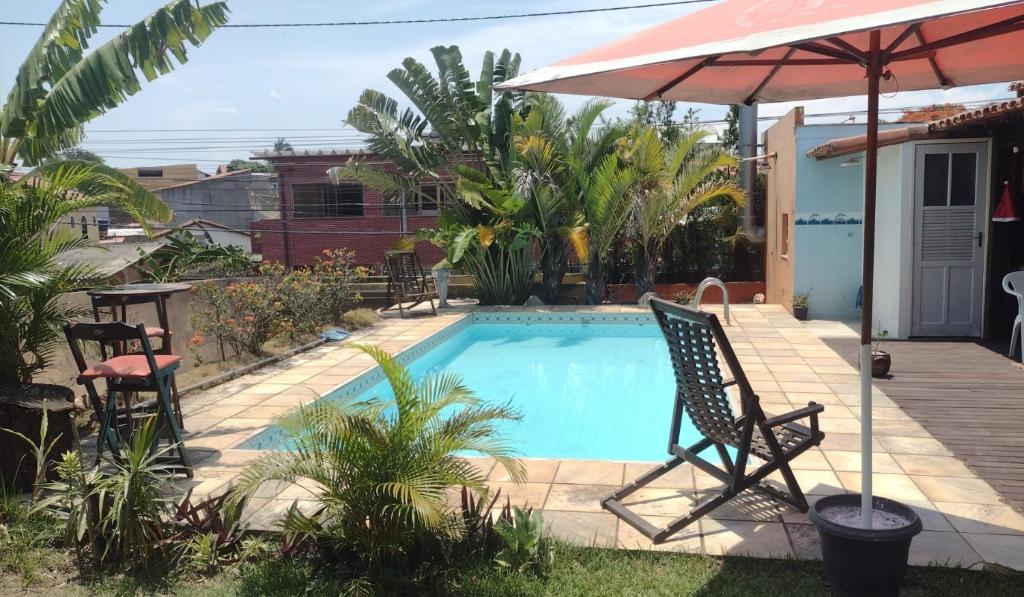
top-left (793, 305), bottom-right (809, 320)
top-left (810, 494), bottom-right (923, 597)
top-left (0, 383), bottom-right (76, 493)
top-left (872, 351), bottom-right (892, 377)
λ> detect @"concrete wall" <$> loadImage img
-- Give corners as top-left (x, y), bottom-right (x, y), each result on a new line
top-left (156, 172), bottom-right (278, 233)
top-left (62, 206), bottom-right (110, 241)
top-left (870, 143), bottom-right (915, 338)
top-left (36, 280), bottom-right (242, 390)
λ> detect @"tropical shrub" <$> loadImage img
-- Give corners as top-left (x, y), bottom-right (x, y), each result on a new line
top-left (234, 344), bottom-right (526, 590)
top-left (312, 249), bottom-right (366, 325)
top-left (190, 279), bottom-right (285, 359)
top-left (133, 230), bottom-right (252, 282)
top-left (262, 263), bottom-right (325, 341)
top-left (494, 507), bottom-right (553, 573)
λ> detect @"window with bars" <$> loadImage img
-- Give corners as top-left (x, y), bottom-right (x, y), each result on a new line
top-left (292, 183), bottom-right (364, 217)
top-left (382, 183), bottom-right (445, 217)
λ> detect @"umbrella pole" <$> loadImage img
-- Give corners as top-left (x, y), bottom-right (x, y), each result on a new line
top-left (860, 29), bottom-right (882, 529)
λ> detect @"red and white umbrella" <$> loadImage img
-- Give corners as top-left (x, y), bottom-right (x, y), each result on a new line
top-left (498, 0), bottom-right (1024, 528)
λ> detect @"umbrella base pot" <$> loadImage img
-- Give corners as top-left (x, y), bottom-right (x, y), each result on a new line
top-left (810, 494), bottom-right (923, 597)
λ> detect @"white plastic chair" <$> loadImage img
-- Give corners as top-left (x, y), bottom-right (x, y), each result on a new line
top-left (1004, 271), bottom-right (1024, 363)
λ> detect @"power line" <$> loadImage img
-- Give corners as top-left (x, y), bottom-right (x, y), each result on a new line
top-left (0, 1), bottom-right (715, 28)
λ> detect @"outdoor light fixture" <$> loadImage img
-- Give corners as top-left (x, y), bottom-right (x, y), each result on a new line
top-left (841, 157), bottom-right (863, 167)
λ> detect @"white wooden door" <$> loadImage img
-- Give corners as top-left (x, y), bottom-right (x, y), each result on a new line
top-left (912, 143), bottom-right (988, 337)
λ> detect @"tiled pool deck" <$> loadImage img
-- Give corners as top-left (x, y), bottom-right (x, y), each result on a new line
top-left (164, 303), bottom-right (1024, 571)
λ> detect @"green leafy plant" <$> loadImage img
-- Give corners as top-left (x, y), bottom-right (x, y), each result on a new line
top-left (190, 277), bottom-right (285, 358)
top-left (234, 344), bottom-right (526, 589)
top-left (672, 289), bottom-right (696, 305)
top-left (0, 401), bottom-right (63, 502)
top-left (493, 507), bottom-right (553, 573)
top-left (793, 293), bottom-right (810, 309)
top-left (133, 229), bottom-right (252, 282)
top-left (312, 249), bottom-right (366, 325)
top-left (873, 327), bottom-right (890, 354)
top-left (0, 0), bottom-right (228, 167)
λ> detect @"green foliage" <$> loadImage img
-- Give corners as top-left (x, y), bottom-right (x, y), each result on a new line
top-left (340, 308), bottom-right (379, 330)
top-left (133, 229), bottom-right (252, 282)
top-left (493, 507), bottom-right (553, 573)
top-left (620, 125), bottom-right (744, 297)
top-left (234, 344), bottom-right (525, 588)
top-left (273, 137), bottom-right (293, 152)
top-left (0, 402), bottom-right (64, 502)
top-left (226, 158), bottom-right (271, 173)
top-left (792, 293), bottom-right (810, 308)
top-left (40, 146), bottom-right (106, 165)
top-left (0, 0), bottom-right (229, 166)
top-left (190, 277), bottom-right (286, 359)
top-left (310, 249), bottom-right (366, 326)
top-left (0, 161), bottom-right (170, 384)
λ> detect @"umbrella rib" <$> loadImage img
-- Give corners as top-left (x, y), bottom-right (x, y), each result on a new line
top-left (644, 55), bottom-right (717, 101)
top-left (914, 29), bottom-right (950, 88)
top-left (744, 47), bottom-right (796, 105)
top-left (883, 23), bottom-right (921, 56)
top-left (793, 42), bottom-right (864, 64)
top-left (890, 13), bottom-right (1024, 61)
top-left (824, 36), bottom-right (869, 62)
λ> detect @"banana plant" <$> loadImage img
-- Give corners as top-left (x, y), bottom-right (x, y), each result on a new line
top-left (0, 0), bottom-right (229, 167)
top-left (621, 126), bottom-right (745, 297)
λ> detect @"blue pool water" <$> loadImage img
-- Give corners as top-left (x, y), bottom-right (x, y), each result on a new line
top-left (244, 319), bottom-right (706, 462)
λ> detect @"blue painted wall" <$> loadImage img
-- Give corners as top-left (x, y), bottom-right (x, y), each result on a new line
top-left (791, 123), bottom-right (905, 320)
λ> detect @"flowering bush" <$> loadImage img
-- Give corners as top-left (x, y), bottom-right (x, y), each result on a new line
top-left (190, 279), bottom-right (285, 359)
top-left (312, 249), bottom-right (367, 325)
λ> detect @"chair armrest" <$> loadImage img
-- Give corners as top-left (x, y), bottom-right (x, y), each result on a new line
top-left (763, 403), bottom-right (824, 428)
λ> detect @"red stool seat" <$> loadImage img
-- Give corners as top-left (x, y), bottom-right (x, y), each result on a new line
top-left (80, 354), bottom-right (182, 379)
top-left (144, 326), bottom-right (165, 337)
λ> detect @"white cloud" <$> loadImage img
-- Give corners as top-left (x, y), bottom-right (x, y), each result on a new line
top-left (268, 89), bottom-right (282, 100)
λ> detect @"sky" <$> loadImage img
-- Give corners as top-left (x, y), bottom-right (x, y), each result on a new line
top-left (0, 0), bottom-right (1016, 171)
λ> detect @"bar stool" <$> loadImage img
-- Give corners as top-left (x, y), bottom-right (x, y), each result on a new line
top-left (88, 292), bottom-right (184, 427)
top-left (64, 321), bottom-right (192, 477)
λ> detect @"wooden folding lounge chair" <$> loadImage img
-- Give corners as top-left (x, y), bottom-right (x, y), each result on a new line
top-left (384, 250), bottom-right (438, 318)
top-left (603, 298), bottom-right (825, 544)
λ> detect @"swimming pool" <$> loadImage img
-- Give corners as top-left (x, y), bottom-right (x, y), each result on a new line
top-left (242, 312), bottom-right (706, 461)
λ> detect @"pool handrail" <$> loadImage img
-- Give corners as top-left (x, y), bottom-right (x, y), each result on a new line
top-left (692, 277), bottom-right (730, 325)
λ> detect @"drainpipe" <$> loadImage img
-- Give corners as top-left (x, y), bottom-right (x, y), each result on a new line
top-left (738, 102), bottom-right (766, 242)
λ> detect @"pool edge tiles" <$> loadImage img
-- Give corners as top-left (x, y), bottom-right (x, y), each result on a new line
top-left (238, 310), bottom-right (659, 451)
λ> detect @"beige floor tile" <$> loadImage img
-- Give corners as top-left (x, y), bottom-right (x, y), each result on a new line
top-left (779, 381), bottom-right (832, 394)
top-left (908, 531), bottom-right (983, 567)
top-left (211, 394), bottom-right (275, 407)
top-left (788, 449), bottom-right (832, 471)
top-left (892, 454), bottom-right (974, 478)
top-left (701, 519), bottom-right (793, 558)
top-left (486, 482), bottom-right (551, 510)
top-left (911, 476), bottom-right (1004, 505)
top-left (785, 392), bottom-right (844, 405)
top-left (766, 469), bottom-right (846, 496)
top-left (462, 457), bottom-right (496, 479)
top-left (817, 417), bottom-right (866, 434)
top-left (876, 435), bottom-right (953, 457)
top-left (617, 515), bottom-right (703, 552)
top-left (835, 471), bottom-right (928, 502)
top-left (191, 404), bottom-right (251, 420)
top-left (544, 483), bottom-right (616, 513)
top-left (542, 510), bottom-right (618, 547)
top-left (490, 459), bottom-right (560, 484)
top-left (622, 462), bottom-right (695, 489)
top-left (824, 450), bottom-right (903, 473)
top-left (240, 383), bottom-right (294, 395)
top-left (235, 405), bottom-right (295, 420)
top-left (872, 419), bottom-right (931, 438)
top-left (695, 491), bottom-right (795, 522)
top-left (961, 533), bottom-right (1024, 571)
top-left (617, 487), bottom-right (698, 517)
top-left (554, 460), bottom-right (624, 486)
top-left (902, 501), bottom-right (956, 532)
top-left (933, 502), bottom-right (1024, 535)
top-left (772, 371), bottom-right (823, 383)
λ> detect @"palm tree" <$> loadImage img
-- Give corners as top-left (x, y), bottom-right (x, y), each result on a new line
top-left (0, 162), bottom-right (172, 384)
top-left (622, 127), bottom-right (745, 297)
top-left (235, 344), bottom-right (524, 583)
top-left (272, 137), bottom-right (293, 152)
top-left (0, 0), bottom-right (229, 167)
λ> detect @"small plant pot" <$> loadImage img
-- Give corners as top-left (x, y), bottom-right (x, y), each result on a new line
top-left (793, 305), bottom-right (809, 320)
top-left (810, 494), bottom-right (922, 597)
top-left (872, 351), bottom-right (892, 377)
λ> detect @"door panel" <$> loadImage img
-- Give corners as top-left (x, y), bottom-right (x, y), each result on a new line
top-left (912, 143), bottom-right (987, 337)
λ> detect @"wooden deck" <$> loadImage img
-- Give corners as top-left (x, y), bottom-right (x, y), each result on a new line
top-left (824, 338), bottom-right (1024, 512)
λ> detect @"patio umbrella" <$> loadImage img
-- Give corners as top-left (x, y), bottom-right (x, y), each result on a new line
top-left (497, 0), bottom-right (1024, 528)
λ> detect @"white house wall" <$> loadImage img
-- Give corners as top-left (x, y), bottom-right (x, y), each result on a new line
top-left (870, 143), bottom-right (914, 339)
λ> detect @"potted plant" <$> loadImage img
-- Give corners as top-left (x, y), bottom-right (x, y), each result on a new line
top-left (810, 494), bottom-right (922, 597)
top-left (872, 328), bottom-right (891, 378)
top-left (792, 293), bottom-right (810, 320)
top-left (431, 259), bottom-right (453, 308)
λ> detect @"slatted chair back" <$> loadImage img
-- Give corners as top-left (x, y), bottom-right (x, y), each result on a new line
top-left (650, 298), bottom-right (755, 448)
top-left (385, 250), bottom-right (426, 298)
top-left (65, 322), bottom-right (159, 378)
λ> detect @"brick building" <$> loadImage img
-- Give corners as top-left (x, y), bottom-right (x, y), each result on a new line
top-left (249, 149), bottom-right (445, 269)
